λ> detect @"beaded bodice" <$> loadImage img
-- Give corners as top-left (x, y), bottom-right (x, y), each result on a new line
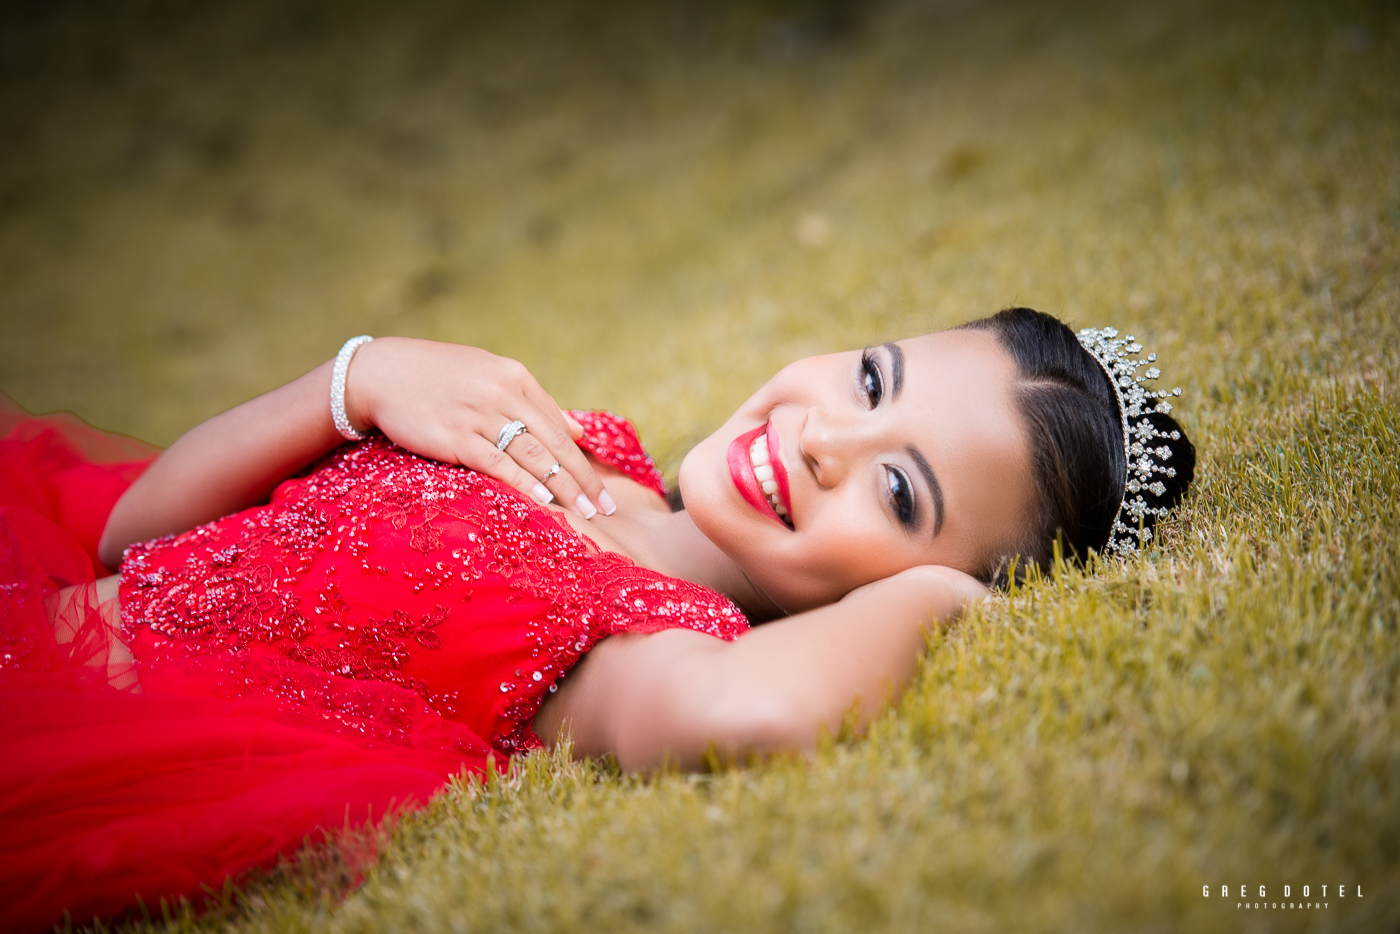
top-left (120, 412), bottom-right (748, 755)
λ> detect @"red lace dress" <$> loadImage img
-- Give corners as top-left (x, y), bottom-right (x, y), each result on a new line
top-left (0, 403), bottom-right (748, 932)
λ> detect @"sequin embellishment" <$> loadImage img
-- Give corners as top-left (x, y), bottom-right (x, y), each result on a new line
top-left (121, 412), bottom-right (746, 756)
top-left (568, 409), bottom-right (668, 499)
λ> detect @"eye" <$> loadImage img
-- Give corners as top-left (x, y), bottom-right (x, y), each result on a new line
top-left (886, 465), bottom-right (917, 528)
top-left (860, 349), bottom-right (884, 408)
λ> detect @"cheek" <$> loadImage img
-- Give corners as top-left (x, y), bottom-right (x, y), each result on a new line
top-left (677, 443), bottom-right (719, 526)
top-left (677, 436), bottom-right (757, 551)
top-left (677, 439), bottom-right (703, 494)
top-left (754, 514), bottom-right (916, 611)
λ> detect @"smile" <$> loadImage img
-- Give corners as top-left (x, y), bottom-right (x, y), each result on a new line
top-left (726, 421), bottom-right (794, 529)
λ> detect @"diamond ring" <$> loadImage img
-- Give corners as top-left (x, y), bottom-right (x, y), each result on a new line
top-left (541, 462), bottom-right (562, 482)
top-left (497, 420), bottom-right (529, 451)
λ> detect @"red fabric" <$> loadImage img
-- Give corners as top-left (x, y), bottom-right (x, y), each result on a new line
top-left (0, 405), bottom-right (746, 932)
top-left (0, 393), bottom-right (158, 576)
top-left (567, 408), bottom-right (669, 499)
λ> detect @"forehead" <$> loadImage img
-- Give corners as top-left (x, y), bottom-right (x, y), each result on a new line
top-left (896, 328), bottom-right (1020, 394)
top-left (894, 329), bottom-right (1032, 564)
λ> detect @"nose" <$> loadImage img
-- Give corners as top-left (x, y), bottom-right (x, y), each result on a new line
top-left (799, 405), bottom-right (876, 488)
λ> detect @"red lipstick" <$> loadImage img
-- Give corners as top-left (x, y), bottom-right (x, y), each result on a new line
top-left (766, 419), bottom-right (792, 518)
top-left (727, 423), bottom-right (790, 528)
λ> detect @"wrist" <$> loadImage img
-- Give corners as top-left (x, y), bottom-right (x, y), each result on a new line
top-left (332, 335), bottom-right (376, 438)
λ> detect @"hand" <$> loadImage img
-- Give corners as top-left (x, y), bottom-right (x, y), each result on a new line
top-left (342, 337), bottom-right (615, 518)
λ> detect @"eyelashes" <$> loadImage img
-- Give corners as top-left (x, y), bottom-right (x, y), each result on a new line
top-left (886, 465), bottom-right (916, 527)
top-left (860, 349), bottom-right (917, 530)
top-left (861, 349), bottom-right (884, 408)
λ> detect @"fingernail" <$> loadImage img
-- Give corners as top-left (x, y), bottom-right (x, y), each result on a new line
top-left (532, 484), bottom-right (554, 505)
top-left (575, 493), bottom-right (598, 519)
top-left (598, 490), bottom-right (618, 516)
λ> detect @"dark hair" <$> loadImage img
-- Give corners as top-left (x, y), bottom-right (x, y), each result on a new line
top-left (959, 307), bottom-right (1195, 586)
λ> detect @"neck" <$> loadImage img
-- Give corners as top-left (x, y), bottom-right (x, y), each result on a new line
top-left (600, 508), bottom-right (786, 622)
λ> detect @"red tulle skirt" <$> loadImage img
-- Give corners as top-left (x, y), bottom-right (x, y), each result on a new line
top-left (0, 397), bottom-right (492, 932)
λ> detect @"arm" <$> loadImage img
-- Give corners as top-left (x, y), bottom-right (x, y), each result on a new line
top-left (98, 337), bottom-right (614, 569)
top-left (534, 565), bottom-right (988, 772)
top-left (97, 359), bottom-right (343, 568)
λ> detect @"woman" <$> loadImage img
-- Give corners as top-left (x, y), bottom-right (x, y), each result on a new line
top-left (0, 307), bottom-right (1193, 930)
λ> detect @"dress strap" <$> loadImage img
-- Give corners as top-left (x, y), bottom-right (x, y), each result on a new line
top-left (567, 410), bottom-right (668, 501)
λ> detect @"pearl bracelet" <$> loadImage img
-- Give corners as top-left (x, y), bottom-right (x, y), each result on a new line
top-left (331, 335), bottom-right (374, 440)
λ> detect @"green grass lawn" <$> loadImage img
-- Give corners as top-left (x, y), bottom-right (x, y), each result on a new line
top-left (2, 0), bottom-right (1397, 930)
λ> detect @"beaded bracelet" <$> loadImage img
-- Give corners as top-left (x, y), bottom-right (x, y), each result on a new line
top-left (331, 335), bottom-right (374, 440)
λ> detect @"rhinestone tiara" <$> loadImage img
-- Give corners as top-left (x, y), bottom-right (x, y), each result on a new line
top-left (1077, 327), bottom-right (1183, 557)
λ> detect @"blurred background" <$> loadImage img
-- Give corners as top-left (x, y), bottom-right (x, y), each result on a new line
top-left (3, 4), bottom-right (1399, 929)
top-left (0, 0), bottom-right (1395, 479)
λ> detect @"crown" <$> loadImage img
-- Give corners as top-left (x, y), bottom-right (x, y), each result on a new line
top-left (1076, 327), bottom-right (1183, 557)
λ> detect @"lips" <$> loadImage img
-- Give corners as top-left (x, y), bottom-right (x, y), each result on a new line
top-left (726, 421), bottom-right (794, 529)
top-left (765, 419), bottom-right (792, 521)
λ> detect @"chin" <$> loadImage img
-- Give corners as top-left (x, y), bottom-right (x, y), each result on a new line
top-left (680, 419), bottom-right (853, 613)
top-left (679, 436), bottom-right (769, 549)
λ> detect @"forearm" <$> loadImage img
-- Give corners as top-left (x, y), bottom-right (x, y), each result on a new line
top-left (96, 334), bottom-right (618, 569)
top-left (709, 572), bottom-right (954, 749)
top-left (97, 359), bottom-right (343, 568)
top-left (565, 567), bottom-right (983, 772)
top-left (642, 575), bottom-right (944, 769)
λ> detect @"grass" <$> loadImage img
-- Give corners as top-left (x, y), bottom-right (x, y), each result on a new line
top-left (2, 0), bottom-right (1397, 930)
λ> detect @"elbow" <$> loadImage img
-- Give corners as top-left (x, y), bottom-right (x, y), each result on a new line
top-left (96, 526), bottom-right (123, 573)
top-left (97, 497), bottom-right (137, 572)
top-left (97, 480), bottom-right (148, 572)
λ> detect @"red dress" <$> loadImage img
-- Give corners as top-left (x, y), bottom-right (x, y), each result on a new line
top-left (0, 403), bottom-right (748, 932)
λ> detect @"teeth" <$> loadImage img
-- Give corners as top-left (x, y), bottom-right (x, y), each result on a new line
top-left (748, 429), bottom-right (791, 524)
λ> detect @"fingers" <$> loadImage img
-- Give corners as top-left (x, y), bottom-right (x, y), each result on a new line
top-left (463, 392), bottom-right (613, 517)
top-left (364, 340), bottom-right (616, 518)
top-left (466, 435), bottom-right (558, 507)
top-left (500, 424), bottom-right (609, 518)
top-left (563, 410), bottom-right (584, 439)
top-left (516, 388), bottom-right (614, 514)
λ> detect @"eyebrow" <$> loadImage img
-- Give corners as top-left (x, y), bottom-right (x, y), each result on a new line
top-left (907, 444), bottom-right (945, 537)
top-left (884, 342), bottom-right (904, 400)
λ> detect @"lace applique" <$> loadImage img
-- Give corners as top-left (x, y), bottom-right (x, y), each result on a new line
top-left (122, 416), bottom-right (746, 758)
top-left (569, 410), bottom-right (668, 499)
top-left (209, 651), bottom-right (431, 747)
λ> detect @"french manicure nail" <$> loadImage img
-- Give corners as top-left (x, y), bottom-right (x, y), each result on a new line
top-left (575, 493), bottom-right (598, 519)
top-left (598, 490), bottom-right (618, 516)
top-left (532, 484), bottom-right (554, 505)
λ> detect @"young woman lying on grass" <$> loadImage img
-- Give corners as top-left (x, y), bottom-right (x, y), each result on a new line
top-left (0, 306), bottom-right (1193, 930)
